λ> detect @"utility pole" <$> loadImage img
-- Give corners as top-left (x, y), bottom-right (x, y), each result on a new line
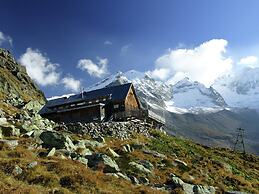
top-left (233, 128), bottom-right (246, 154)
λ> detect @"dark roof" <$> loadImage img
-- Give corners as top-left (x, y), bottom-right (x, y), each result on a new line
top-left (39, 83), bottom-right (133, 115)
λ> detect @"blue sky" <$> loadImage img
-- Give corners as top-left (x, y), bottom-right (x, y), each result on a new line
top-left (1, 0), bottom-right (259, 97)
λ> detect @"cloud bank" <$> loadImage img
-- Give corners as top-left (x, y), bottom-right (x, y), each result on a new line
top-left (77, 57), bottom-right (108, 78)
top-left (150, 39), bottom-right (233, 86)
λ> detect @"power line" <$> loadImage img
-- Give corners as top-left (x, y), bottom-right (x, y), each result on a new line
top-left (233, 128), bottom-right (246, 154)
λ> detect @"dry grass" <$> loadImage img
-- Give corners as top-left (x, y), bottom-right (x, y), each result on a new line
top-left (0, 138), bottom-right (165, 194)
top-left (0, 129), bottom-right (258, 193)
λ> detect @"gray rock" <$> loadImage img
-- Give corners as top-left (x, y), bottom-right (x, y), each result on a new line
top-left (139, 177), bottom-right (149, 185)
top-left (86, 153), bottom-right (120, 173)
top-left (143, 149), bottom-right (166, 158)
top-left (82, 139), bottom-right (105, 148)
top-left (193, 185), bottom-right (216, 194)
top-left (129, 175), bottom-right (139, 185)
top-left (47, 148), bottom-right (56, 157)
top-left (77, 148), bottom-right (92, 156)
top-left (0, 117), bottom-right (8, 125)
top-left (27, 161), bottom-right (38, 169)
top-left (116, 172), bottom-right (131, 181)
top-left (77, 157), bottom-right (88, 166)
top-left (106, 173), bottom-right (119, 178)
top-left (174, 159), bottom-right (188, 167)
top-left (140, 160), bottom-right (154, 170)
top-left (169, 174), bottom-right (216, 194)
top-left (13, 165), bottom-right (23, 175)
top-left (129, 161), bottom-right (152, 175)
top-left (108, 148), bottom-right (120, 158)
top-left (22, 100), bottom-right (43, 113)
top-left (64, 136), bottom-right (77, 151)
top-left (39, 131), bottom-right (66, 149)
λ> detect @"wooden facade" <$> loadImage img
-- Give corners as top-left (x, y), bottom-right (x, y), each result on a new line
top-left (39, 83), bottom-right (141, 124)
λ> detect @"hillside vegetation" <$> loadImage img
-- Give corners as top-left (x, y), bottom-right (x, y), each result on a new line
top-left (0, 126), bottom-right (258, 194)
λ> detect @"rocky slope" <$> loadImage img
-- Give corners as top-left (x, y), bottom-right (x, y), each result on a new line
top-left (0, 48), bottom-right (45, 115)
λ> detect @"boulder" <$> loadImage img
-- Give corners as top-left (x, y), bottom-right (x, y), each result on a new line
top-left (22, 100), bottom-right (43, 113)
top-left (47, 148), bottom-right (56, 157)
top-left (27, 161), bottom-right (38, 169)
top-left (129, 161), bottom-right (152, 175)
top-left (129, 175), bottom-right (139, 185)
top-left (77, 148), bottom-right (92, 156)
top-left (174, 159), bottom-right (188, 167)
top-left (0, 117), bottom-right (8, 125)
top-left (139, 160), bottom-right (154, 170)
top-left (168, 174), bottom-right (216, 194)
top-left (193, 185), bottom-right (216, 194)
top-left (13, 165), bottom-right (23, 175)
top-left (64, 136), bottom-right (77, 151)
top-left (39, 131), bottom-right (66, 149)
top-left (139, 177), bottom-right (150, 185)
top-left (143, 149), bottom-right (166, 158)
top-left (80, 139), bottom-right (105, 148)
top-left (77, 157), bottom-right (88, 166)
top-left (86, 153), bottom-right (120, 173)
top-left (116, 172), bottom-right (131, 181)
top-left (108, 148), bottom-right (120, 158)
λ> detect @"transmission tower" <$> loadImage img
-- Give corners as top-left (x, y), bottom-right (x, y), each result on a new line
top-left (233, 128), bottom-right (246, 154)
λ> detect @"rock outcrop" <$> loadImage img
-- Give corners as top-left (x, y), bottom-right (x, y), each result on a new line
top-left (0, 48), bottom-right (45, 115)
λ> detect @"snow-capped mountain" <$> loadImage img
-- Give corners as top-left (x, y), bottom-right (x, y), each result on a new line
top-left (213, 67), bottom-right (259, 110)
top-left (165, 77), bottom-right (227, 114)
top-left (86, 70), bottom-right (227, 114)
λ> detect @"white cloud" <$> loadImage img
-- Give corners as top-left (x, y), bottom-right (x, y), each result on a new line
top-left (104, 40), bottom-right (112, 45)
top-left (151, 39), bottom-right (233, 86)
top-left (148, 68), bottom-right (171, 80)
top-left (0, 31), bottom-right (12, 46)
top-left (238, 56), bottom-right (258, 68)
top-left (120, 44), bottom-right (132, 56)
top-left (19, 48), bottom-right (60, 86)
top-left (62, 76), bottom-right (81, 92)
top-left (77, 57), bottom-right (108, 78)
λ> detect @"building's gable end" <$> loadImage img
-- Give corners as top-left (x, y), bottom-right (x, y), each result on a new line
top-left (124, 84), bottom-right (141, 111)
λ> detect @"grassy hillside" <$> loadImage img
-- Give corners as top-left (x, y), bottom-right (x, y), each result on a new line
top-left (0, 129), bottom-right (258, 194)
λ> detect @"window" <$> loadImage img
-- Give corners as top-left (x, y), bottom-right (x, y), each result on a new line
top-left (114, 104), bottom-right (119, 109)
